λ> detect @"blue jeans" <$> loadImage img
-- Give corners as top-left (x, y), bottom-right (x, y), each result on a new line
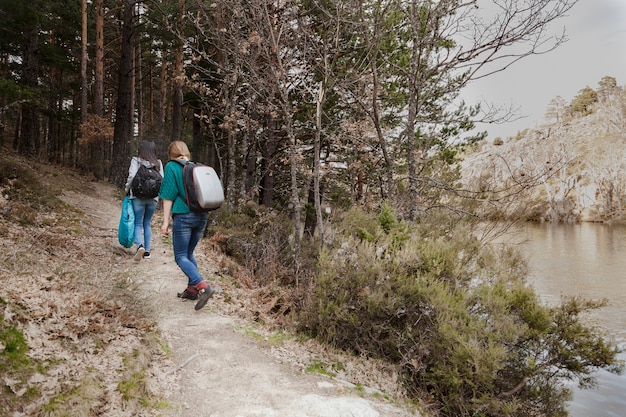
top-left (172, 212), bottom-right (208, 286)
top-left (132, 198), bottom-right (157, 250)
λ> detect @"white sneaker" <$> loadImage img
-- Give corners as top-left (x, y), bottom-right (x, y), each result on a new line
top-left (133, 245), bottom-right (145, 262)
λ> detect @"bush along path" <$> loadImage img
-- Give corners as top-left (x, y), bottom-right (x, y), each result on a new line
top-left (0, 158), bottom-right (419, 417)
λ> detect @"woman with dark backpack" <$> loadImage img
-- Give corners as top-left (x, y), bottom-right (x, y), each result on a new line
top-left (124, 141), bottom-right (164, 261)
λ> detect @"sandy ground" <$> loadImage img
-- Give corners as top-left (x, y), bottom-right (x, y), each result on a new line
top-left (64, 179), bottom-right (420, 417)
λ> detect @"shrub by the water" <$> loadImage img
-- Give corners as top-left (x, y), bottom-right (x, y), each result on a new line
top-left (298, 206), bottom-right (622, 417)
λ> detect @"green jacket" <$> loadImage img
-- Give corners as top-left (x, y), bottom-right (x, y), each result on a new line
top-left (158, 160), bottom-right (190, 214)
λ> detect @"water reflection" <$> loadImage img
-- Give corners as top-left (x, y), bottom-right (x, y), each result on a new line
top-left (500, 222), bottom-right (626, 417)
top-left (518, 223), bottom-right (626, 339)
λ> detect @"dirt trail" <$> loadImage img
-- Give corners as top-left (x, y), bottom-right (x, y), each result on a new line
top-left (66, 180), bottom-right (418, 417)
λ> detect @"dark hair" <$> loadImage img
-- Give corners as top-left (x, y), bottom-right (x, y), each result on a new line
top-left (138, 141), bottom-right (160, 168)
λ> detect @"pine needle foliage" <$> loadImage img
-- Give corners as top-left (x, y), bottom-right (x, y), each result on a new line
top-left (299, 206), bottom-right (623, 417)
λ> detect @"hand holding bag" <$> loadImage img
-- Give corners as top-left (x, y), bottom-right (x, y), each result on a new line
top-left (117, 196), bottom-right (135, 248)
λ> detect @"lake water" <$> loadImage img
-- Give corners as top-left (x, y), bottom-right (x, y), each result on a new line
top-left (502, 222), bottom-right (626, 417)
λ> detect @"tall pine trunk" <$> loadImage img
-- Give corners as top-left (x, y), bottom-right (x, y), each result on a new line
top-left (171, 0), bottom-right (185, 142)
top-left (110, 0), bottom-right (136, 188)
top-left (159, 52), bottom-right (168, 128)
top-left (94, 0), bottom-right (104, 117)
top-left (80, 0), bottom-right (88, 124)
top-left (19, 25), bottom-right (39, 158)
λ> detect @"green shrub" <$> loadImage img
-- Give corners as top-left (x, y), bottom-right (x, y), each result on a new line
top-left (299, 207), bottom-right (622, 417)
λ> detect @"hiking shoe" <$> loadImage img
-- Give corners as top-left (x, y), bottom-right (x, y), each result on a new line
top-left (177, 287), bottom-right (198, 301)
top-left (133, 245), bottom-right (145, 262)
top-left (143, 251), bottom-right (151, 259)
top-left (194, 286), bottom-right (215, 311)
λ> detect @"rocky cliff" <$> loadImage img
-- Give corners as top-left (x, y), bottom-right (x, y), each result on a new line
top-left (460, 80), bottom-right (626, 223)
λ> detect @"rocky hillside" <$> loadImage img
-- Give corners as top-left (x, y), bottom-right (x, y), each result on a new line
top-left (460, 79), bottom-right (626, 223)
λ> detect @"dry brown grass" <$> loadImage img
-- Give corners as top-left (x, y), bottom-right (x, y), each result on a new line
top-left (0, 153), bottom-right (168, 416)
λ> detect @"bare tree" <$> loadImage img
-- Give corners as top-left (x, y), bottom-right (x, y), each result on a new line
top-left (382, 0), bottom-right (578, 218)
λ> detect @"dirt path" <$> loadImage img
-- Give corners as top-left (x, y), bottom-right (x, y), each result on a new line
top-left (62, 179), bottom-right (419, 417)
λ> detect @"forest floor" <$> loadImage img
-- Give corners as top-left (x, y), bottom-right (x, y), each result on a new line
top-left (0, 154), bottom-right (422, 417)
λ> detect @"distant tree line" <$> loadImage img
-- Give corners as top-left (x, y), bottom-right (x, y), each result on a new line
top-left (491, 75), bottom-right (623, 144)
top-left (544, 76), bottom-right (622, 123)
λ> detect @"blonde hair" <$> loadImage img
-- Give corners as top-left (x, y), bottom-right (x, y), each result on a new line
top-left (167, 140), bottom-right (191, 161)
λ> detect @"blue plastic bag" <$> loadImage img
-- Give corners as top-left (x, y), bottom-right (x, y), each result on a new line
top-left (117, 196), bottom-right (135, 248)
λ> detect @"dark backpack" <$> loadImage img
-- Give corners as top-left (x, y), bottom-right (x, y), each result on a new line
top-left (174, 160), bottom-right (224, 212)
top-left (131, 164), bottom-right (162, 199)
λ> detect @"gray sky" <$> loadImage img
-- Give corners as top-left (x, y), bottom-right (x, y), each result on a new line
top-left (462, 0), bottom-right (626, 140)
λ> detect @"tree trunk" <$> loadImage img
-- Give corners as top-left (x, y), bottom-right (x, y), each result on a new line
top-left (303, 178), bottom-right (316, 239)
top-left (244, 128), bottom-right (257, 202)
top-left (94, 0), bottom-right (104, 117)
top-left (191, 106), bottom-right (201, 156)
top-left (80, 0), bottom-right (88, 124)
top-left (47, 85), bottom-right (60, 164)
top-left (313, 81), bottom-right (325, 240)
top-left (370, 59), bottom-right (394, 201)
top-left (404, 0), bottom-right (421, 220)
top-left (159, 53), bottom-right (168, 127)
top-left (110, 0), bottom-right (135, 188)
top-left (19, 25), bottom-right (39, 158)
top-left (287, 124), bottom-right (302, 276)
top-left (136, 13), bottom-right (143, 140)
top-left (148, 66), bottom-right (154, 126)
top-left (226, 128), bottom-right (235, 206)
top-left (130, 4), bottom-right (136, 150)
top-left (171, 0), bottom-right (185, 142)
top-left (259, 117), bottom-right (277, 208)
top-left (93, 0), bottom-right (106, 179)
